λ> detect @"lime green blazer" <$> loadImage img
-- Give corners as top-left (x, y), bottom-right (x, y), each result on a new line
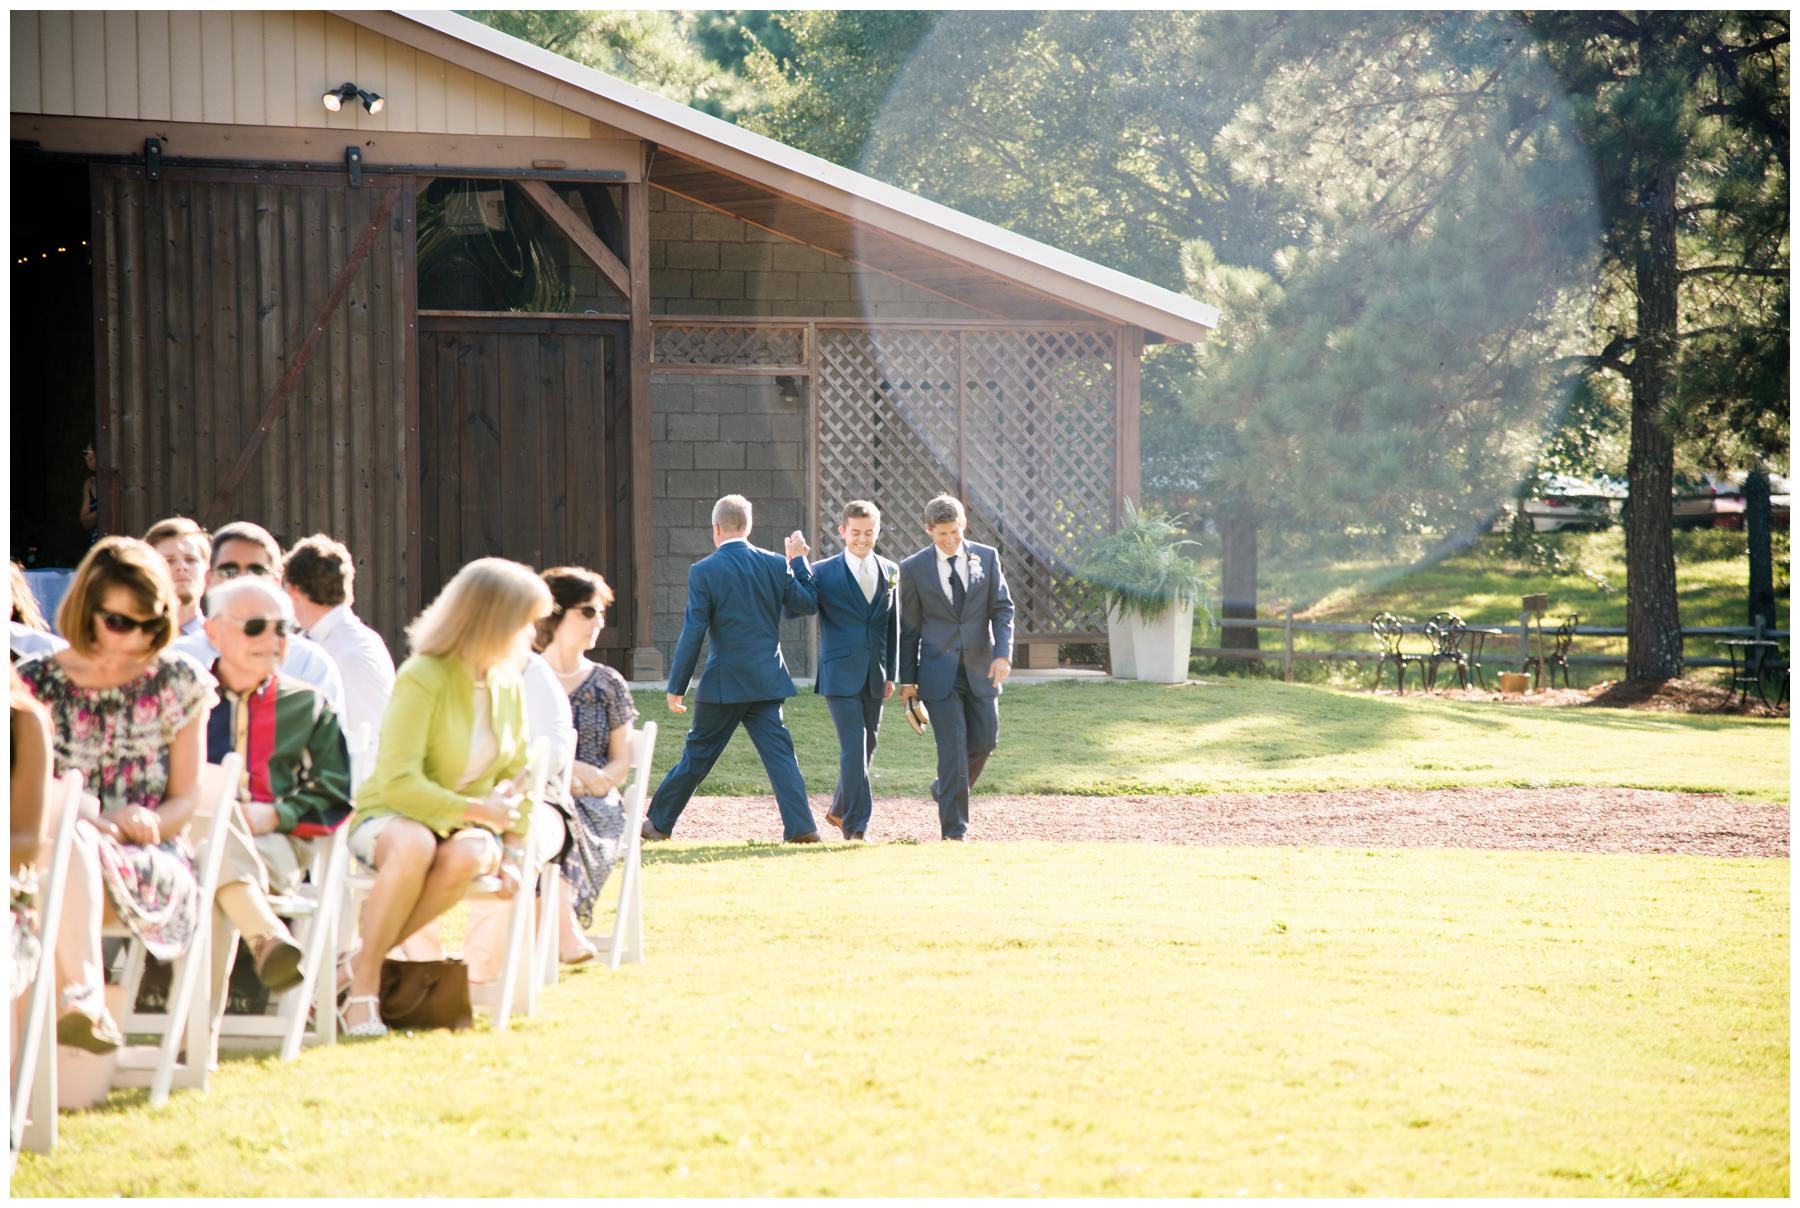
top-left (353, 653), bottom-right (533, 838)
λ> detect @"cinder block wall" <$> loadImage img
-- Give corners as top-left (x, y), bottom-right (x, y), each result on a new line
top-left (644, 191), bottom-right (984, 679)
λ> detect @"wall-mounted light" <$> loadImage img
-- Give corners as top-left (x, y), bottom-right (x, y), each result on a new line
top-left (775, 375), bottom-right (802, 405)
top-left (322, 82), bottom-right (384, 114)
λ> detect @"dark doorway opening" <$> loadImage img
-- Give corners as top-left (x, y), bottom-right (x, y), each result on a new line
top-left (11, 157), bottom-right (96, 567)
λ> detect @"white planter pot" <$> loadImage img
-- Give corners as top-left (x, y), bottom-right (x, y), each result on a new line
top-left (1106, 603), bottom-right (1138, 680)
top-left (1132, 601), bottom-right (1196, 684)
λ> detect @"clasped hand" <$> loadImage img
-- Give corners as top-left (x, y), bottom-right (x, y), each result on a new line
top-left (104, 804), bottom-right (161, 845)
top-left (783, 530), bottom-right (810, 559)
top-left (468, 779), bottom-right (524, 832)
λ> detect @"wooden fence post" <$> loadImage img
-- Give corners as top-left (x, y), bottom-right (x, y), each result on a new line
top-left (1519, 611), bottom-right (1530, 668)
top-left (1283, 605), bottom-right (1295, 682)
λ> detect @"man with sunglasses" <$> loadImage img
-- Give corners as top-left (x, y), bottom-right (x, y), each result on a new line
top-left (200, 576), bottom-right (354, 992)
top-left (170, 521), bottom-right (345, 715)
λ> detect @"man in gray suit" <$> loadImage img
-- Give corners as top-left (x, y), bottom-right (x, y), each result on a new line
top-left (897, 494), bottom-right (1014, 840)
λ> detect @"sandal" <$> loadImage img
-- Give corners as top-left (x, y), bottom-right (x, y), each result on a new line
top-left (334, 941), bottom-right (363, 1003)
top-left (559, 943), bottom-right (597, 966)
top-left (339, 995), bottom-right (388, 1039)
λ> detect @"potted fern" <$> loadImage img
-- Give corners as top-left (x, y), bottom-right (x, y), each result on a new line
top-left (1078, 503), bottom-right (1209, 683)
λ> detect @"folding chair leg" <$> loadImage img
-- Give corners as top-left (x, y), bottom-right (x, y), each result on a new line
top-left (536, 865), bottom-right (560, 988)
top-left (490, 878), bottom-right (534, 1031)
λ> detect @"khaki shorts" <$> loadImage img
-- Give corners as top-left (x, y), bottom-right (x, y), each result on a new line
top-left (348, 815), bottom-right (502, 875)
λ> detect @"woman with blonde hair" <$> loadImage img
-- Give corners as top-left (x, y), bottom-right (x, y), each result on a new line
top-left (14, 537), bottom-right (212, 1049)
top-left (341, 558), bottom-right (553, 1037)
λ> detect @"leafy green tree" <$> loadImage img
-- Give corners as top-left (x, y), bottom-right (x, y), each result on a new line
top-left (1529, 12), bottom-right (1788, 678)
top-left (465, 10), bottom-right (757, 120)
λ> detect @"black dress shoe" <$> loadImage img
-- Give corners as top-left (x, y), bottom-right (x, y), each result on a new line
top-left (846, 831), bottom-right (866, 842)
top-left (641, 820), bottom-right (670, 841)
top-left (786, 831), bottom-right (822, 844)
top-left (942, 835), bottom-right (965, 842)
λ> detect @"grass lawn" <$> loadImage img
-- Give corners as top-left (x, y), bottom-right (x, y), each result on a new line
top-left (1246, 529), bottom-right (1790, 689)
top-left (630, 679), bottom-right (1789, 803)
top-left (15, 843), bottom-right (1786, 1196)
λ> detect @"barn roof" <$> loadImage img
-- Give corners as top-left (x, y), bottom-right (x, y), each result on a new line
top-left (346, 9), bottom-right (1220, 343)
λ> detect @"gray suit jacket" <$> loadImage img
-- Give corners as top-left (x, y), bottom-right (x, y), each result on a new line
top-left (898, 541), bottom-right (1014, 699)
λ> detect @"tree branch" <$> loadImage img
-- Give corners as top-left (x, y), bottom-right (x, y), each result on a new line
top-left (1681, 265), bottom-right (1789, 280)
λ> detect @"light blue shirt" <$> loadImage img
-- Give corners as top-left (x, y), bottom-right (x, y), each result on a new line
top-left (9, 622), bottom-right (67, 660)
top-left (170, 629), bottom-right (346, 714)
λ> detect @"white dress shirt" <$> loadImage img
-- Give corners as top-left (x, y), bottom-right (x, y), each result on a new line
top-left (171, 629), bottom-right (346, 716)
top-left (305, 603), bottom-right (397, 749)
top-left (846, 551), bottom-right (879, 602)
top-left (935, 542), bottom-right (971, 605)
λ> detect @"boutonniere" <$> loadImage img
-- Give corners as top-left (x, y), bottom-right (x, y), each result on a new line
top-left (966, 554), bottom-right (986, 585)
top-left (885, 565), bottom-right (900, 592)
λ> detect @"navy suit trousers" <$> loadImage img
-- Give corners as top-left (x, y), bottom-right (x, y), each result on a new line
top-left (646, 698), bottom-right (814, 840)
top-left (825, 690), bottom-right (884, 836)
top-left (923, 664), bottom-right (998, 839)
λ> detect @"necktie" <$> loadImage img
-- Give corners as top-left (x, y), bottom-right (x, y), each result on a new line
top-left (857, 559), bottom-right (876, 603)
top-left (947, 554), bottom-right (966, 612)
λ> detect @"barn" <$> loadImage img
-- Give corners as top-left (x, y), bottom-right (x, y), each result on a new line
top-left (11, 10), bottom-right (1218, 676)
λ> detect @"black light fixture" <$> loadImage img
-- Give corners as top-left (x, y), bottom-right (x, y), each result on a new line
top-left (322, 82), bottom-right (384, 114)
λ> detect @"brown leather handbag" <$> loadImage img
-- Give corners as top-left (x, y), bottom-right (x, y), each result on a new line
top-left (378, 957), bottom-right (473, 1031)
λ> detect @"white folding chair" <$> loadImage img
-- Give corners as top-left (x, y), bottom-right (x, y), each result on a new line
top-left (9, 770), bottom-right (86, 1163)
top-left (591, 721), bottom-right (656, 970)
top-left (535, 755), bottom-right (576, 990)
top-left (341, 736), bottom-right (550, 1032)
top-left (216, 723), bottom-right (366, 1059)
top-left (108, 754), bottom-right (242, 1109)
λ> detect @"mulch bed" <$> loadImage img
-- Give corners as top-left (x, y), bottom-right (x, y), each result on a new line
top-left (661, 787), bottom-right (1788, 858)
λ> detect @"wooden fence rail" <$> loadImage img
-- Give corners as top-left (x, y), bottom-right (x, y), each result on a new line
top-left (1192, 608), bottom-right (1789, 682)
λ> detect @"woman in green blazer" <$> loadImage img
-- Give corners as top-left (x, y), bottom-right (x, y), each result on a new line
top-left (341, 558), bottom-right (553, 1038)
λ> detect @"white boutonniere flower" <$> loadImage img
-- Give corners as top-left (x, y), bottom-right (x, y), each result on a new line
top-left (885, 564), bottom-right (900, 592)
top-left (966, 554), bottom-right (985, 585)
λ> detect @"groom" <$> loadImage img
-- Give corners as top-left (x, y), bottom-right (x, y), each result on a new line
top-left (811, 500), bottom-right (901, 841)
top-left (643, 494), bottom-right (823, 844)
top-left (898, 494), bottom-right (1014, 840)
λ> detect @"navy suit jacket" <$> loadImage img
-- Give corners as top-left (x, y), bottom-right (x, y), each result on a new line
top-left (667, 539), bottom-right (818, 704)
top-left (809, 552), bottom-right (901, 698)
top-left (898, 541), bottom-right (1015, 699)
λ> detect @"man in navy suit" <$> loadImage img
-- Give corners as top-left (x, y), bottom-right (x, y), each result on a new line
top-left (643, 494), bottom-right (823, 843)
top-left (811, 500), bottom-right (901, 841)
top-left (898, 494), bottom-right (1014, 840)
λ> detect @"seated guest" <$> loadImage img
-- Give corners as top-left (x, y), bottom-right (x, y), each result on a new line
top-left (10, 562), bottom-right (67, 660)
top-left (343, 558), bottom-right (552, 1037)
top-left (201, 576), bottom-right (355, 990)
top-left (282, 533), bottom-right (396, 752)
top-left (170, 521), bottom-right (345, 716)
top-left (534, 567), bottom-right (639, 964)
top-left (14, 538), bottom-right (210, 1049)
top-left (143, 517), bottom-right (211, 638)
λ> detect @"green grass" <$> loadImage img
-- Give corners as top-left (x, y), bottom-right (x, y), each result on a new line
top-left (1244, 528), bottom-right (1790, 688)
top-left (632, 679), bottom-right (1789, 803)
top-left (15, 843), bottom-right (1786, 1196)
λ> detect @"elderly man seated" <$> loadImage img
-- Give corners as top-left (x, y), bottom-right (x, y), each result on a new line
top-left (200, 575), bottom-right (355, 993)
top-left (171, 521), bottom-right (346, 716)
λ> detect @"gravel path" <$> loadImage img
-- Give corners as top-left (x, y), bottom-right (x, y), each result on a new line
top-left (659, 788), bottom-right (1788, 858)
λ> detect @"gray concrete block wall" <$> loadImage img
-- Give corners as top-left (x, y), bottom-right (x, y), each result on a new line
top-left (647, 190), bottom-right (987, 321)
top-left (650, 373), bottom-right (813, 679)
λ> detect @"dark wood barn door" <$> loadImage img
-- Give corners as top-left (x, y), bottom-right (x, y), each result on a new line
top-left (417, 315), bottom-right (631, 667)
top-left (92, 166), bottom-right (415, 649)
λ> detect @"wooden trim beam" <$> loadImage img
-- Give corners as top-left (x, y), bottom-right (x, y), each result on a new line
top-left (626, 147), bottom-right (660, 681)
top-left (1117, 326), bottom-right (1143, 516)
top-left (517, 178), bottom-right (631, 299)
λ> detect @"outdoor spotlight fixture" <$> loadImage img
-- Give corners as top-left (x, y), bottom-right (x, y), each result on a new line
top-left (322, 82), bottom-right (384, 114)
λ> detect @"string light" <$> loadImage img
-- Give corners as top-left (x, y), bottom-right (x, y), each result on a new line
top-left (14, 244), bottom-right (88, 267)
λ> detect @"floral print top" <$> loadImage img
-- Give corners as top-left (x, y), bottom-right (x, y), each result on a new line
top-left (16, 651), bottom-right (213, 815)
top-left (569, 662), bottom-right (639, 795)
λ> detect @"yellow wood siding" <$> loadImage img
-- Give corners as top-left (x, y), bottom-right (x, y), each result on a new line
top-left (14, 11), bottom-right (622, 139)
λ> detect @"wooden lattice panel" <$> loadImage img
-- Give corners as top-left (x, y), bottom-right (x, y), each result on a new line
top-left (652, 322), bottom-right (805, 366)
top-left (815, 326), bottom-right (1118, 637)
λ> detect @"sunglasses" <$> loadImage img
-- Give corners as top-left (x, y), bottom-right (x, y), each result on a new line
top-left (557, 604), bottom-right (600, 619)
top-left (214, 562), bottom-right (274, 580)
top-left (218, 615), bottom-right (293, 638)
top-left (98, 610), bottom-right (170, 636)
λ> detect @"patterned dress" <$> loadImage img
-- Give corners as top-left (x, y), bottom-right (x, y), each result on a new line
top-left (16, 651), bottom-right (212, 962)
top-left (562, 662), bottom-right (638, 928)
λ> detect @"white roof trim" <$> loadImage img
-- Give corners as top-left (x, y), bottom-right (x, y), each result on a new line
top-left (380, 9), bottom-right (1220, 341)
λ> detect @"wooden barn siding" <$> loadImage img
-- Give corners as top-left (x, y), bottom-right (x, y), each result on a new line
top-left (14, 11), bottom-right (604, 139)
top-left (95, 167), bottom-right (416, 651)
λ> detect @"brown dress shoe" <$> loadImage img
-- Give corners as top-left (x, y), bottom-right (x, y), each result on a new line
top-left (825, 810), bottom-right (845, 828)
top-left (785, 831), bottom-right (822, 844)
top-left (251, 933), bottom-right (306, 993)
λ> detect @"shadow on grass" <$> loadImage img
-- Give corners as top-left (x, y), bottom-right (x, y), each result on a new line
top-left (644, 841), bottom-right (870, 866)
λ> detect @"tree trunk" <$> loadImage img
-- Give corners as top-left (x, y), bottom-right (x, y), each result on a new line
top-left (1624, 145), bottom-right (1684, 681)
top-left (1746, 468), bottom-right (1775, 629)
top-left (1218, 503), bottom-right (1260, 664)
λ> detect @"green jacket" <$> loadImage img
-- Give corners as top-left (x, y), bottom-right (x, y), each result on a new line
top-left (352, 653), bottom-right (533, 838)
